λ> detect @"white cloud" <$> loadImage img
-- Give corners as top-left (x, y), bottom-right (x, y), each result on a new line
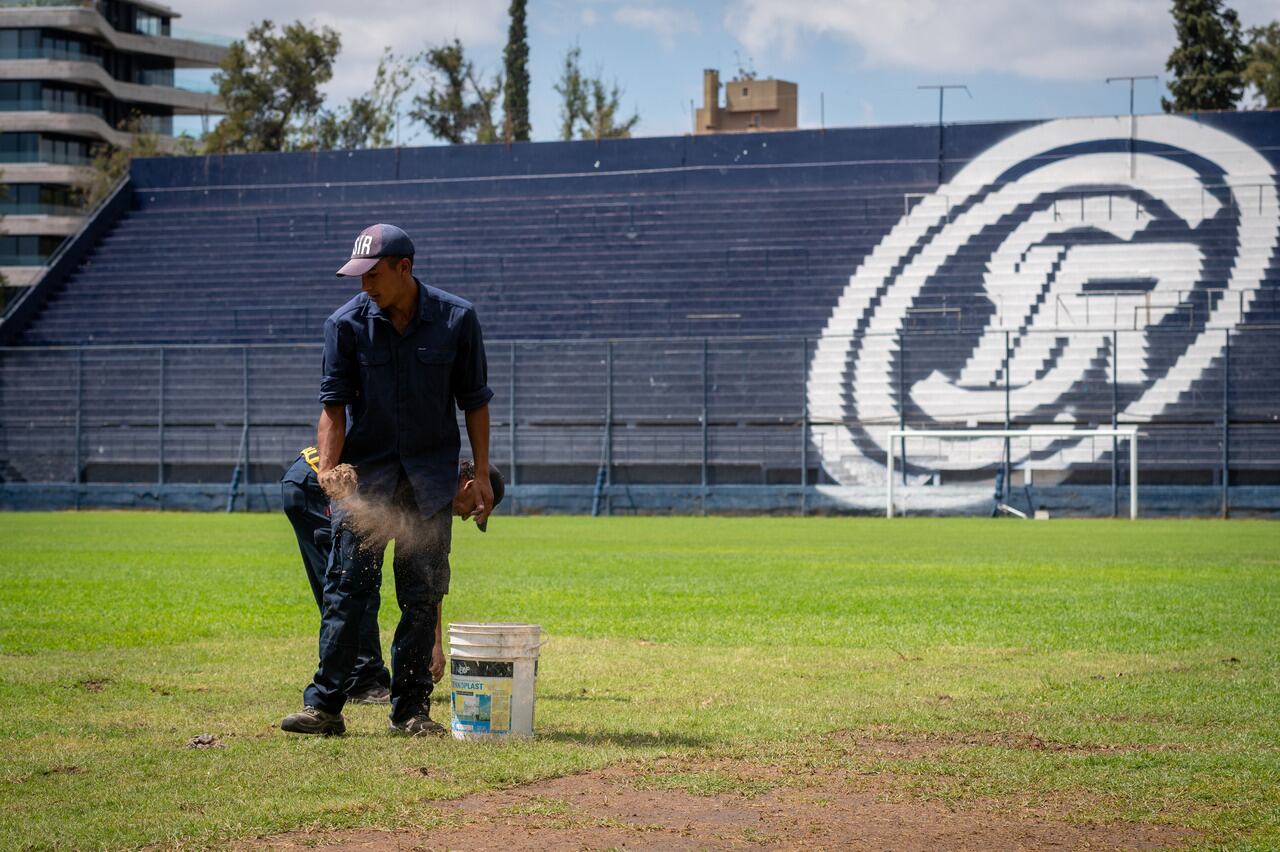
top-left (172, 0), bottom-right (507, 102)
top-left (582, 7), bottom-right (599, 26)
top-left (724, 0), bottom-right (1277, 81)
top-left (613, 5), bottom-right (699, 50)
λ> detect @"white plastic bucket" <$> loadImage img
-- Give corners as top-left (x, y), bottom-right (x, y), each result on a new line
top-left (447, 622), bottom-right (544, 740)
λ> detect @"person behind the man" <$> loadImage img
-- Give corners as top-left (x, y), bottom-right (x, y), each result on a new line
top-left (282, 223), bottom-right (494, 737)
top-left (280, 448), bottom-right (508, 703)
top-left (280, 446), bottom-right (390, 704)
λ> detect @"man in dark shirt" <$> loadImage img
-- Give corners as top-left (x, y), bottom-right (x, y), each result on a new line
top-left (282, 223), bottom-right (494, 737)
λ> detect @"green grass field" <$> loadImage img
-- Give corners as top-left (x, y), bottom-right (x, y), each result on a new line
top-left (0, 513), bottom-right (1277, 849)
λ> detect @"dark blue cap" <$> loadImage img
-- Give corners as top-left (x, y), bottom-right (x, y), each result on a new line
top-left (336, 223), bottom-right (416, 277)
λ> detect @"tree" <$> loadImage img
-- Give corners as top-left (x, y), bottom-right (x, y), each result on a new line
top-left (1163, 0), bottom-right (1246, 112)
top-left (581, 78), bottom-right (639, 140)
top-left (502, 0), bottom-right (530, 142)
top-left (470, 65), bottom-right (503, 144)
top-left (409, 40), bottom-right (502, 144)
top-left (80, 116), bottom-right (196, 209)
top-left (317, 49), bottom-right (414, 150)
top-left (412, 41), bottom-right (470, 144)
top-left (553, 45), bottom-right (587, 141)
top-left (207, 20), bottom-right (341, 153)
top-left (552, 47), bottom-right (639, 141)
top-left (1244, 22), bottom-right (1280, 108)
top-left (83, 121), bottom-right (159, 208)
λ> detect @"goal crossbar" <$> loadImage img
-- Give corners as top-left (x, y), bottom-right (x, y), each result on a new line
top-left (886, 428), bottom-right (1140, 519)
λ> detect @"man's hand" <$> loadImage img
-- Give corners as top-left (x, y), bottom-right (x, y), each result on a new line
top-left (463, 405), bottom-right (492, 529)
top-left (430, 642), bottom-right (446, 683)
top-left (471, 467), bottom-right (495, 528)
top-left (453, 477), bottom-right (477, 519)
top-left (317, 468), bottom-right (342, 495)
top-left (318, 463), bottom-right (358, 500)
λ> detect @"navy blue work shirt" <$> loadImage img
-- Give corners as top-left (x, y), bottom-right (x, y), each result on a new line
top-left (319, 277), bottom-right (493, 515)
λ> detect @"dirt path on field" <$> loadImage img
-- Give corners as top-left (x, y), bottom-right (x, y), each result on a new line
top-left (250, 745), bottom-right (1194, 852)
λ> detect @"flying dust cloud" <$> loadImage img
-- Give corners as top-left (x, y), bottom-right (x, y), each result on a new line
top-left (320, 463), bottom-right (444, 554)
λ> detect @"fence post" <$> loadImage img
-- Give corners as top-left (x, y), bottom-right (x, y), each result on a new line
top-left (242, 346), bottom-right (251, 511)
top-left (1221, 329), bottom-right (1230, 519)
top-left (508, 342), bottom-right (518, 502)
top-left (701, 336), bottom-right (709, 516)
top-left (605, 340), bottom-right (613, 516)
top-left (157, 347), bottom-right (166, 508)
top-left (898, 333), bottom-right (907, 485)
top-left (800, 336), bottom-right (809, 516)
top-left (1003, 330), bottom-right (1011, 503)
top-left (73, 347), bottom-right (83, 510)
top-left (1112, 330), bottom-right (1119, 519)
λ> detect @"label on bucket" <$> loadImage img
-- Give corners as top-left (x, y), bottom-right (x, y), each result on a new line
top-left (450, 658), bottom-right (513, 735)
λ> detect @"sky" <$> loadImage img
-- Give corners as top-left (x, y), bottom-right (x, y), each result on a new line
top-left (170, 0), bottom-right (1280, 144)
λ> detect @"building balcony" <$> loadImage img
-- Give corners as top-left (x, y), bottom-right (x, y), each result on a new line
top-left (0, 58), bottom-right (221, 111)
top-left (0, 110), bottom-right (186, 147)
top-left (0, 161), bottom-right (94, 183)
top-left (0, 265), bottom-right (44, 285)
top-left (168, 26), bottom-right (232, 49)
top-left (0, 213), bottom-right (82, 235)
top-left (0, 6), bottom-right (227, 68)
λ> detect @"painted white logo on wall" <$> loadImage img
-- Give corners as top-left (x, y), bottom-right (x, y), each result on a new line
top-left (808, 115), bottom-right (1279, 485)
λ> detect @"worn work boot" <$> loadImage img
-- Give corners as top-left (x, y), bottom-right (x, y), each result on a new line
top-left (388, 711), bottom-right (448, 737)
top-left (281, 706), bottom-right (346, 736)
top-left (348, 684), bottom-right (391, 705)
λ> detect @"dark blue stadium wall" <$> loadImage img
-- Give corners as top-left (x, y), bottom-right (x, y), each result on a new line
top-left (2, 113), bottom-right (1278, 515)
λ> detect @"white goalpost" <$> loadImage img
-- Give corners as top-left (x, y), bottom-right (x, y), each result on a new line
top-left (886, 428), bottom-right (1140, 520)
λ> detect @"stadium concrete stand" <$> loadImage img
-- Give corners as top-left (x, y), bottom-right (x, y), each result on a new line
top-left (1, 112), bottom-right (1277, 515)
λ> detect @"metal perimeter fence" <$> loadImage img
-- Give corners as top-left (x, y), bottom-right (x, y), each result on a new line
top-left (1, 327), bottom-right (1278, 515)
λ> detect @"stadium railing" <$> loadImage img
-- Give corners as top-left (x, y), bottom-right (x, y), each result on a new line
top-left (1, 327), bottom-right (1276, 516)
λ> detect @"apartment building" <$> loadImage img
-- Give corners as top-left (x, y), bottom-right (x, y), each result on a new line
top-left (0, 0), bottom-right (226, 287)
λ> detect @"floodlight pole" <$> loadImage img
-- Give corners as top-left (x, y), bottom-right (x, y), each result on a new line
top-left (919, 84), bottom-right (970, 185)
top-left (1105, 76), bottom-right (1156, 178)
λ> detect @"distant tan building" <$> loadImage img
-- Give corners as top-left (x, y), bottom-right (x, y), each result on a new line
top-left (694, 69), bottom-right (797, 135)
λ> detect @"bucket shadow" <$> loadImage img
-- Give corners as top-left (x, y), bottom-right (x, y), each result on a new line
top-left (538, 728), bottom-right (713, 749)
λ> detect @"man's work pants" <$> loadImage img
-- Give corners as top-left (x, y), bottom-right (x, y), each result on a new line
top-left (281, 470), bottom-right (390, 696)
top-left (303, 473), bottom-right (451, 723)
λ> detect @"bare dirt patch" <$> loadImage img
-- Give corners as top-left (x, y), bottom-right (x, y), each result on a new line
top-left (835, 726), bottom-right (1191, 758)
top-left (249, 754), bottom-right (1193, 851)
